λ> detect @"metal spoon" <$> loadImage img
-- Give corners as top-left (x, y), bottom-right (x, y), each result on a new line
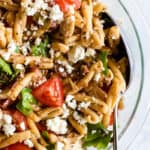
top-left (101, 13), bottom-right (131, 150)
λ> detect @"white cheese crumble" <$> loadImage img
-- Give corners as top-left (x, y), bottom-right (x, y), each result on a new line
top-left (55, 142), bottom-right (65, 150)
top-left (94, 73), bottom-right (101, 82)
top-left (24, 0), bottom-right (48, 16)
top-left (57, 60), bottom-right (74, 74)
top-left (49, 4), bottom-right (64, 23)
top-left (49, 48), bottom-right (55, 58)
top-left (15, 64), bottom-right (25, 70)
top-left (7, 41), bottom-right (17, 52)
top-left (46, 117), bottom-right (68, 134)
top-left (35, 38), bottom-right (41, 45)
top-left (58, 67), bottom-right (65, 73)
top-left (62, 104), bottom-right (70, 118)
top-left (20, 122), bottom-right (26, 131)
top-left (24, 139), bottom-right (34, 148)
top-left (78, 102), bottom-right (91, 110)
top-left (2, 41), bottom-right (17, 60)
top-left (2, 124), bottom-right (16, 136)
top-left (73, 111), bottom-right (87, 125)
top-left (65, 95), bottom-right (77, 110)
top-left (3, 114), bottom-right (12, 124)
top-left (68, 46), bottom-right (85, 63)
top-left (86, 48), bottom-right (96, 57)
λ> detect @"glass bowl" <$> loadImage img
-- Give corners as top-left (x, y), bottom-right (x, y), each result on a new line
top-left (100, 0), bottom-right (150, 149)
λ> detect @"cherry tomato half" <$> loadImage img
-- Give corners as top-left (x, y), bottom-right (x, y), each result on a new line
top-left (32, 75), bottom-right (64, 107)
top-left (4, 143), bottom-right (32, 150)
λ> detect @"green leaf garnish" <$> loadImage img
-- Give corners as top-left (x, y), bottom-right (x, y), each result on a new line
top-left (46, 143), bottom-right (55, 150)
top-left (83, 123), bottom-right (112, 150)
top-left (32, 37), bottom-right (49, 57)
top-left (0, 58), bottom-right (13, 75)
top-left (42, 131), bottom-right (49, 141)
top-left (99, 51), bottom-right (109, 75)
top-left (16, 88), bottom-right (37, 116)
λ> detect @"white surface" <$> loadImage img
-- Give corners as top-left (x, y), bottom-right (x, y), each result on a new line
top-left (128, 0), bottom-right (150, 149)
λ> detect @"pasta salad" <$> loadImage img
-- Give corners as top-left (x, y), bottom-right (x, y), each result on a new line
top-left (0, 0), bottom-right (129, 150)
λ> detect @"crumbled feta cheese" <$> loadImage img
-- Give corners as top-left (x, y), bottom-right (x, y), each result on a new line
top-left (49, 4), bottom-right (64, 22)
top-left (55, 142), bottom-right (65, 150)
top-left (58, 67), bottom-right (65, 73)
top-left (24, 0), bottom-right (48, 16)
top-left (24, 139), bottom-right (34, 148)
top-left (91, 130), bottom-right (96, 134)
top-left (65, 64), bottom-right (74, 74)
top-left (35, 38), bottom-right (41, 45)
top-left (86, 146), bottom-right (97, 150)
top-left (78, 102), bottom-right (91, 110)
top-left (94, 73), bottom-right (101, 82)
top-left (62, 104), bottom-right (70, 118)
top-left (2, 53), bottom-right (11, 61)
top-left (65, 95), bottom-right (77, 110)
top-left (68, 46), bottom-right (85, 63)
top-left (38, 17), bottom-right (44, 25)
top-left (21, 46), bottom-right (28, 56)
top-left (49, 48), bottom-right (54, 58)
top-left (73, 111), bottom-right (87, 125)
top-left (7, 41), bottom-right (17, 52)
top-left (3, 114), bottom-right (12, 124)
top-left (86, 48), bottom-right (96, 57)
top-left (46, 117), bottom-right (68, 134)
top-left (20, 122), bottom-right (26, 131)
top-left (3, 124), bottom-right (16, 136)
top-left (15, 64), bottom-right (24, 70)
top-left (57, 60), bottom-right (74, 74)
top-left (68, 5), bottom-right (75, 14)
top-left (3, 41), bottom-right (17, 60)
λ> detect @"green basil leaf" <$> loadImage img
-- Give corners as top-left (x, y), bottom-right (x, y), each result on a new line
top-left (32, 37), bottom-right (49, 57)
top-left (99, 51), bottom-right (109, 75)
top-left (42, 131), bottom-right (49, 141)
top-left (16, 102), bottom-right (32, 116)
top-left (46, 143), bottom-right (55, 150)
top-left (0, 58), bottom-right (13, 75)
top-left (83, 123), bottom-right (112, 150)
top-left (16, 88), bottom-right (37, 116)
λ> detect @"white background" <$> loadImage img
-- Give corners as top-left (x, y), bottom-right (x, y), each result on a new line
top-left (129, 0), bottom-right (150, 150)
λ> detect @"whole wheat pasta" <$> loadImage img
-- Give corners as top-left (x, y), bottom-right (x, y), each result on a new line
top-left (68, 116), bottom-right (87, 135)
top-left (0, 131), bottom-right (31, 149)
top-left (0, 0), bottom-right (128, 149)
top-left (27, 118), bottom-right (41, 139)
top-left (80, 108), bottom-right (100, 124)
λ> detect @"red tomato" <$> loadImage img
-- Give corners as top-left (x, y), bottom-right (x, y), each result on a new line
top-left (55, 0), bottom-right (81, 12)
top-left (6, 110), bottom-right (27, 131)
top-left (32, 76), bottom-right (64, 107)
top-left (4, 143), bottom-right (32, 150)
top-left (109, 112), bottom-right (114, 125)
top-left (12, 110), bottom-right (28, 131)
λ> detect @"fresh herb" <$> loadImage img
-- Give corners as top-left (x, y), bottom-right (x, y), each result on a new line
top-left (83, 123), bottom-right (112, 150)
top-left (42, 130), bottom-right (49, 141)
top-left (16, 88), bottom-right (37, 116)
top-left (32, 37), bottom-right (49, 57)
top-left (46, 143), bottom-right (55, 150)
top-left (99, 51), bottom-right (109, 75)
top-left (0, 58), bottom-right (13, 75)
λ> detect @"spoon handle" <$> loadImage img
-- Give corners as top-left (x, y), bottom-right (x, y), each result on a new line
top-left (113, 103), bottom-right (118, 150)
